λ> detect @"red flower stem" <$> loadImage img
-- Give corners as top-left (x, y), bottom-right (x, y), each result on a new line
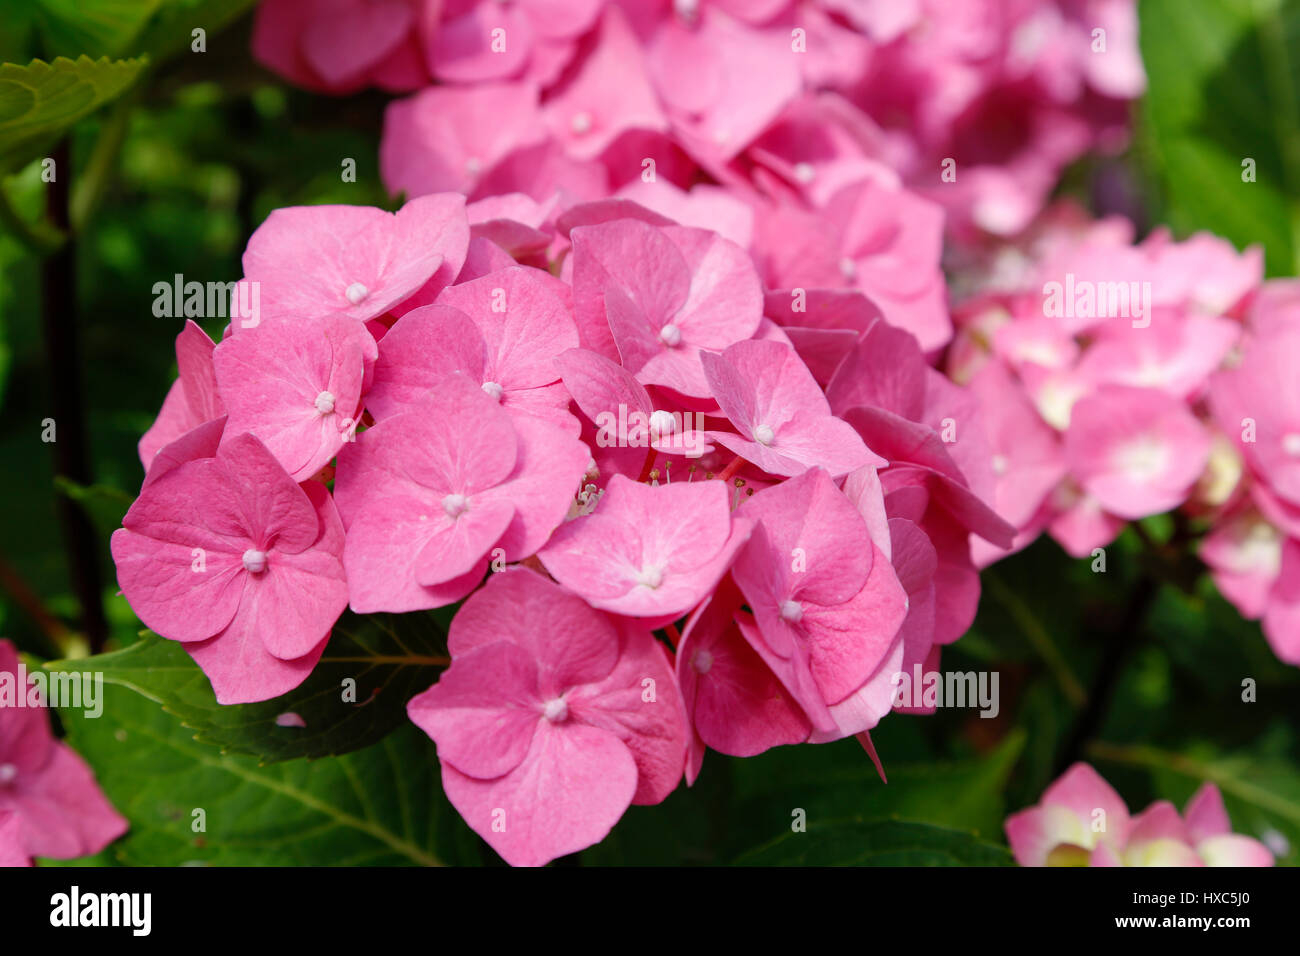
top-left (716, 455), bottom-right (745, 483)
top-left (637, 446), bottom-right (658, 482)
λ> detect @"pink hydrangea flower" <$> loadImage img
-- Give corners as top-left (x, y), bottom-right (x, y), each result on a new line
top-left (111, 434), bottom-right (349, 704)
top-left (1007, 763), bottom-right (1274, 867)
top-left (407, 568), bottom-right (686, 866)
top-left (676, 575), bottom-right (811, 774)
top-left (381, 82), bottom-right (547, 198)
top-left (702, 339), bottom-right (883, 478)
top-left (336, 374), bottom-right (589, 612)
top-left (0, 640), bottom-right (127, 860)
top-left (539, 474), bottom-right (751, 620)
top-left (252, 0), bottom-right (430, 93)
top-left (1064, 385), bottom-right (1211, 520)
top-left (730, 467), bottom-right (908, 736)
top-left (241, 194), bottom-right (469, 324)
top-left (214, 315), bottom-right (376, 481)
top-left (568, 217), bottom-right (762, 396)
top-left (368, 266), bottom-right (580, 433)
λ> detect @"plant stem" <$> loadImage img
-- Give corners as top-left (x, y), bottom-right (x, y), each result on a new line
top-left (1053, 574), bottom-right (1159, 775)
top-left (42, 139), bottom-right (108, 652)
top-left (983, 571), bottom-right (1086, 707)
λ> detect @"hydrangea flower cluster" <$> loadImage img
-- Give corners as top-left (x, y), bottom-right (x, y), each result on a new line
top-left (254, 0), bottom-right (1144, 259)
top-left (1006, 762), bottom-right (1274, 867)
top-left (115, 189), bottom-right (1017, 865)
top-left (944, 201), bottom-right (1300, 666)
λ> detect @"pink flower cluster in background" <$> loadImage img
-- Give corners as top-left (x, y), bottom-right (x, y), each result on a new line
top-left (0, 641), bottom-right (127, 866)
top-left (1006, 762), bottom-right (1274, 866)
top-left (945, 201), bottom-right (1300, 666)
top-left (254, 0), bottom-right (1145, 259)
top-left (114, 190), bottom-right (1014, 865)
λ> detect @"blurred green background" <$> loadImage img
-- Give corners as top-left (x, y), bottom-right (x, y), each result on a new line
top-left (1, 0), bottom-right (1298, 865)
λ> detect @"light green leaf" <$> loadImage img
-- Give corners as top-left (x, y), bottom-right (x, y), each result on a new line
top-left (46, 610), bottom-right (449, 763)
top-left (0, 56), bottom-right (147, 173)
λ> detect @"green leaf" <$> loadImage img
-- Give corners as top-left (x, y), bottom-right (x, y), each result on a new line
top-left (46, 610), bottom-right (449, 763)
top-left (733, 820), bottom-right (1015, 866)
top-left (723, 729), bottom-right (1026, 853)
top-left (0, 56), bottom-right (147, 174)
top-left (1138, 0), bottom-right (1300, 275)
top-left (60, 682), bottom-right (481, 866)
top-left (34, 0), bottom-right (163, 58)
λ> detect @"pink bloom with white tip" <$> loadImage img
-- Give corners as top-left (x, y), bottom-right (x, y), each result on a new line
top-left (1065, 385), bottom-right (1211, 520)
top-left (1007, 763), bottom-right (1274, 867)
top-left (730, 467), bottom-right (908, 736)
top-left (381, 83), bottom-right (546, 199)
top-left (407, 568), bottom-right (686, 867)
top-left (0, 641), bottom-right (127, 861)
top-left (241, 194), bottom-right (469, 324)
top-left (568, 217), bottom-right (762, 396)
top-left (214, 314), bottom-right (376, 481)
top-left (676, 576), bottom-right (811, 774)
top-left (368, 266), bottom-right (580, 433)
top-left (111, 434), bottom-right (349, 704)
top-left (336, 374), bottom-right (589, 612)
top-left (538, 474), bottom-right (751, 620)
top-left (701, 338), bottom-right (883, 478)
top-left (556, 347), bottom-right (712, 463)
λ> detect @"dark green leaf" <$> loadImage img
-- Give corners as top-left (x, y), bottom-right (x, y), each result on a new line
top-left (46, 610), bottom-right (449, 763)
top-left (733, 820), bottom-right (1015, 866)
top-left (60, 682), bottom-right (480, 866)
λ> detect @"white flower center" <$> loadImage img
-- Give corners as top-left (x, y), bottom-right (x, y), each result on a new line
top-left (659, 324), bottom-right (682, 347)
top-left (465, 156), bottom-right (482, 175)
top-left (542, 697), bottom-right (569, 722)
top-left (442, 493), bottom-right (468, 518)
top-left (481, 381), bottom-right (504, 401)
top-left (675, 0), bottom-right (699, 21)
top-left (570, 111), bottom-right (593, 135)
top-left (242, 549), bottom-right (268, 573)
top-left (649, 409), bottom-right (677, 436)
top-left (344, 282), bottom-right (369, 305)
top-left (314, 390), bottom-right (336, 415)
top-left (793, 162), bottom-right (816, 184)
top-left (992, 453), bottom-right (1008, 475)
top-left (692, 649), bottom-right (714, 674)
top-left (754, 424), bottom-right (775, 445)
top-left (839, 257), bottom-right (858, 280)
top-left (0, 763), bottom-right (16, 786)
top-left (1113, 435), bottom-right (1169, 483)
top-left (1283, 433), bottom-right (1300, 457)
top-left (635, 565), bottom-right (666, 589)
top-left (779, 599), bottom-right (803, 623)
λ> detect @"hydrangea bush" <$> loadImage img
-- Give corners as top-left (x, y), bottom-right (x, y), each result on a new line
top-left (1, 0), bottom-right (1295, 868)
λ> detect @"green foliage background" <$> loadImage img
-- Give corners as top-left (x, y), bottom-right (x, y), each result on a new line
top-left (2, 0), bottom-right (1298, 866)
